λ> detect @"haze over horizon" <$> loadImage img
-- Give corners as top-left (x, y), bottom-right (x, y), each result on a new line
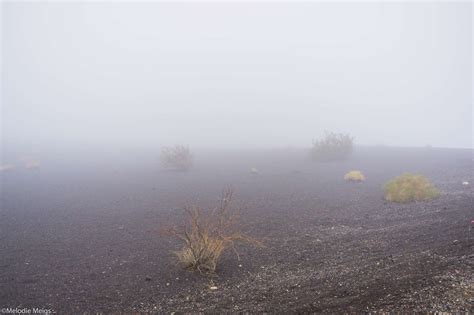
top-left (1, 2), bottom-right (472, 155)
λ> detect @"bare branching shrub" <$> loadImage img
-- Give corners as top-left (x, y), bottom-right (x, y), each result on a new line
top-left (165, 189), bottom-right (261, 273)
top-left (344, 170), bottom-right (365, 182)
top-left (311, 131), bottom-right (354, 161)
top-left (160, 145), bottom-right (193, 171)
top-left (384, 173), bottom-right (439, 203)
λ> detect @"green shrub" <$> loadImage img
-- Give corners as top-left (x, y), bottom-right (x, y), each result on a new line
top-left (311, 132), bottom-right (354, 161)
top-left (384, 173), bottom-right (439, 203)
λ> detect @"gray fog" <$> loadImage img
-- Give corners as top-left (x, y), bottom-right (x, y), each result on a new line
top-left (1, 2), bottom-right (472, 155)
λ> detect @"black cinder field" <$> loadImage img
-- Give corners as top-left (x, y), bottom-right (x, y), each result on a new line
top-left (1, 147), bottom-right (472, 313)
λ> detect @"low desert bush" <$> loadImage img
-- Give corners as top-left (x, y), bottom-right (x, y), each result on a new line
top-left (165, 189), bottom-right (261, 273)
top-left (160, 145), bottom-right (193, 171)
top-left (21, 157), bottom-right (41, 169)
top-left (25, 160), bottom-right (40, 169)
top-left (384, 173), bottom-right (439, 203)
top-left (311, 131), bottom-right (354, 161)
top-left (344, 170), bottom-right (365, 182)
top-left (250, 167), bottom-right (259, 175)
top-left (0, 164), bottom-right (15, 172)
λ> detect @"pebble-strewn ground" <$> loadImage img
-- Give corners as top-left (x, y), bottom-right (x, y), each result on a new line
top-left (1, 147), bottom-right (472, 313)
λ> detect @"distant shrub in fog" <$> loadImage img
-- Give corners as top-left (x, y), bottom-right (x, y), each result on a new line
top-left (165, 189), bottom-right (261, 273)
top-left (0, 164), bottom-right (15, 172)
top-left (21, 157), bottom-right (41, 169)
top-left (25, 160), bottom-right (40, 169)
top-left (384, 173), bottom-right (439, 203)
top-left (250, 167), bottom-right (259, 175)
top-left (160, 145), bottom-right (193, 171)
top-left (311, 132), bottom-right (354, 161)
top-left (344, 170), bottom-right (365, 182)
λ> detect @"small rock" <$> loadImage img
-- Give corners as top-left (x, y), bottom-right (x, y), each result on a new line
top-left (145, 276), bottom-right (152, 281)
top-left (452, 240), bottom-right (460, 245)
top-left (209, 286), bottom-right (218, 290)
top-left (462, 181), bottom-right (469, 186)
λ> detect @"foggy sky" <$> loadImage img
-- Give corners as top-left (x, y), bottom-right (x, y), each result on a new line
top-left (1, 2), bottom-right (472, 152)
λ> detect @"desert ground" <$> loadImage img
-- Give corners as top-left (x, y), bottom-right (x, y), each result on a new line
top-left (1, 147), bottom-right (473, 313)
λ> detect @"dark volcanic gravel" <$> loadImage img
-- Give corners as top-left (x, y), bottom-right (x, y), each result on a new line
top-left (1, 147), bottom-right (473, 313)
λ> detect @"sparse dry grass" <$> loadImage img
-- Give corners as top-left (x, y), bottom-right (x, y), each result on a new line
top-left (384, 173), bottom-right (439, 203)
top-left (165, 189), bottom-right (261, 273)
top-left (344, 170), bottom-right (365, 182)
top-left (160, 145), bottom-right (193, 171)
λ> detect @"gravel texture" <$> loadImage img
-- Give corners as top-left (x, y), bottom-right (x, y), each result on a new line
top-left (1, 147), bottom-right (472, 313)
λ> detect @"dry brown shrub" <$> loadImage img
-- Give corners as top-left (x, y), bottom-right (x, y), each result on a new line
top-left (165, 189), bottom-right (261, 273)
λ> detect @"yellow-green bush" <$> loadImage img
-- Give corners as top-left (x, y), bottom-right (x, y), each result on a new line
top-left (384, 173), bottom-right (439, 203)
top-left (344, 170), bottom-right (365, 182)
